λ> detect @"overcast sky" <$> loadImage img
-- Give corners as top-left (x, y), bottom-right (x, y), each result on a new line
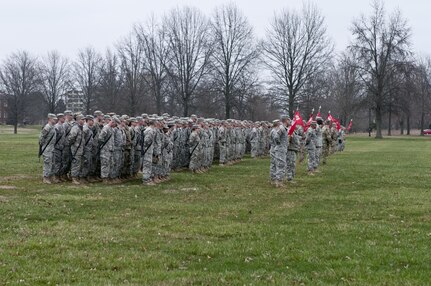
top-left (0, 0), bottom-right (429, 61)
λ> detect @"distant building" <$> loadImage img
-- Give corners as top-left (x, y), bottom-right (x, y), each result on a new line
top-left (65, 89), bottom-right (84, 113)
top-left (0, 92), bottom-right (8, 124)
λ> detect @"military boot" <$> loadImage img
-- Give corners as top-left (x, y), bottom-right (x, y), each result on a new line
top-left (43, 177), bottom-right (52, 184)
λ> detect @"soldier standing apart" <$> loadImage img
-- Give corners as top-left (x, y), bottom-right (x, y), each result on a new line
top-left (269, 120), bottom-right (286, 188)
top-left (315, 117), bottom-right (324, 167)
top-left (305, 121), bottom-right (317, 175)
top-left (218, 122), bottom-right (227, 166)
top-left (39, 113), bottom-right (57, 184)
top-left (67, 114), bottom-right (85, 185)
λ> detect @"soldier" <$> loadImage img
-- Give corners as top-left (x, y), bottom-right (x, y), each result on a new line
top-left (142, 119), bottom-right (156, 185)
top-left (269, 120), bottom-right (285, 187)
top-left (250, 123), bottom-right (259, 159)
top-left (111, 116), bottom-right (124, 183)
top-left (121, 115), bottom-right (132, 179)
top-left (188, 125), bottom-right (201, 173)
top-left (39, 113), bottom-right (57, 184)
top-left (81, 115), bottom-right (94, 182)
top-left (162, 122), bottom-right (174, 181)
top-left (98, 116), bottom-right (115, 184)
top-left (91, 110), bottom-right (104, 179)
top-left (305, 121), bottom-right (317, 175)
top-left (67, 114), bottom-right (85, 185)
top-left (315, 116), bottom-right (324, 167)
top-left (338, 127), bottom-right (346, 151)
top-left (330, 122), bottom-right (338, 154)
top-left (61, 110), bottom-right (74, 181)
top-left (218, 121), bottom-right (227, 166)
top-left (286, 124), bottom-right (301, 182)
top-left (53, 113), bottom-right (65, 183)
top-left (321, 119), bottom-right (332, 165)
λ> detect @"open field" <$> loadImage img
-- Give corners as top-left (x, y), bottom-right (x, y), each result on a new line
top-left (1, 127), bottom-right (431, 285)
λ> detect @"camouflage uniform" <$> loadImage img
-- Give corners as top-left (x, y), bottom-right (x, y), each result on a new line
top-left (286, 131), bottom-right (300, 181)
top-left (39, 122), bottom-right (56, 178)
top-left (67, 123), bottom-right (84, 179)
top-left (305, 127), bottom-right (316, 172)
top-left (188, 129), bottom-right (201, 172)
top-left (142, 126), bottom-right (156, 183)
top-left (53, 122), bottom-right (64, 177)
top-left (98, 124), bottom-right (114, 179)
top-left (81, 123), bottom-right (93, 178)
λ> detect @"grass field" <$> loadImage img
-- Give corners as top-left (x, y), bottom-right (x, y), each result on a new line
top-left (1, 127), bottom-right (431, 285)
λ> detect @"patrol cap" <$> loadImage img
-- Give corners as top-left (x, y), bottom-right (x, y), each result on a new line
top-left (191, 114), bottom-right (197, 118)
top-left (129, 117), bottom-right (137, 123)
top-left (86, 115), bottom-right (94, 120)
top-left (75, 114), bottom-right (85, 120)
top-left (94, 110), bottom-right (103, 116)
top-left (141, 113), bottom-right (149, 119)
top-left (272, 119), bottom-right (280, 124)
top-left (192, 124), bottom-right (199, 130)
top-left (104, 115), bottom-right (111, 120)
top-left (64, 110), bottom-right (73, 115)
top-left (310, 120), bottom-right (317, 125)
top-left (48, 113), bottom-right (58, 120)
top-left (112, 116), bottom-right (121, 125)
top-left (56, 113), bottom-right (64, 118)
top-left (135, 116), bottom-right (143, 121)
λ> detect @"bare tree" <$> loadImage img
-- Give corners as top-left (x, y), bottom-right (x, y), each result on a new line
top-left (415, 58), bottom-right (431, 135)
top-left (39, 51), bottom-right (70, 113)
top-left (349, 0), bottom-right (411, 138)
top-left (0, 51), bottom-right (39, 134)
top-left (117, 33), bottom-right (146, 115)
top-left (163, 6), bottom-right (213, 116)
top-left (73, 47), bottom-right (102, 114)
top-left (261, 3), bottom-right (333, 118)
top-left (135, 17), bottom-right (169, 115)
top-left (211, 3), bottom-right (258, 119)
top-left (98, 49), bottom-right (123, 112)
top-left (330, 53), bottom-right (364, 125)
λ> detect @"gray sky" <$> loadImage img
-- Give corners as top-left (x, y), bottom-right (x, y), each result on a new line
top-left (0, 0), bottom-right (429, 61)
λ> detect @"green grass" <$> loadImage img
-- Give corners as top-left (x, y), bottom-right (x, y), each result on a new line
top-left (1, 127), bottom-right (431, 285)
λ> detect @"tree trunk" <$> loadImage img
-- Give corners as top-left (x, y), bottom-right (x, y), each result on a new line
top-left (400, 118), bottom-right (404, 135)
top-left (288, 91), bottom-right (295, 118)
top-left (406, 115), bottom-right (410, 135)
top-left (420, 112), bottom-right (425, 136)
top-left (387, 103), bottom-right (392, 136)
top-left (375, 106), bottom-right (383, 139)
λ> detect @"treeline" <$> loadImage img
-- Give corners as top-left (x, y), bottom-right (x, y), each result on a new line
top-left (1, 1), bottom-right (430, 137)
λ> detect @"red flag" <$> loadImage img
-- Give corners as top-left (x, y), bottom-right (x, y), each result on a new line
top-left (328, 112), bottom-right (341, 131)
top-left (316, 106), bottom-right (321, 118)
top-left (288, 111), bottom-right (304, 135)
top-left (347, 119), bottom-right (353, 131)
top-left (327, 111), bottom-right (334, 122)
top-left (304, 109), bottom-right (314, 132)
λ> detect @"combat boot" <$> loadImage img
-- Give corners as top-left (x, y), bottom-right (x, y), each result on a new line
top-left (43, 177), bottom-right (52, 184)
top-left (307, 171), bottom-right (315, 176)
top-left (143, 180), bottom-right (156, 186)
top-left (52, 176), bottom-right (61, 183)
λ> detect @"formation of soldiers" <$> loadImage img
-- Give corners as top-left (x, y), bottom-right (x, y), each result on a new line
top-left (39, 111), bottom-right (273, 185)
top-left (269, 115), bottom-right (347, 187)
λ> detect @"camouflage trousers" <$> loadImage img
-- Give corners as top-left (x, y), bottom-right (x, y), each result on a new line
top-left (111, 149), bottom-right (123, 178)
top-left (189, 148), bottom-right (200, 171)
top-left (322, 145), bottom-right (330, 164)
top-left (315, 147), bottom-right (322, 166)
top-left (61, 146), bottom-right (71, 176)
top-left (270, 149), bottom-right (286, 181)
top-left (219, 144), bottom-right (227, 164)
top-left (53, 149), bottom-right (62, 176)
top-left (121, 149), bottom-right (131, 177)
top-left (286, 150), bottom-right (297, 181)
top-left (132, 149), bottom-right (141, 175)
top-left (71, 154), bottom-right (83, 178)
top-left (251, 142), bottom-right (258, 158)
top-left (81, 150), bottom-right (92, 178)
top-left (42, 151), bottom-right (55, 177)
top-left (100, 150), bottom-right (113, 179)
top-left (142, 152), bottom-right (153, 182)
top-left (307, 147), bottom-right (316, 171)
